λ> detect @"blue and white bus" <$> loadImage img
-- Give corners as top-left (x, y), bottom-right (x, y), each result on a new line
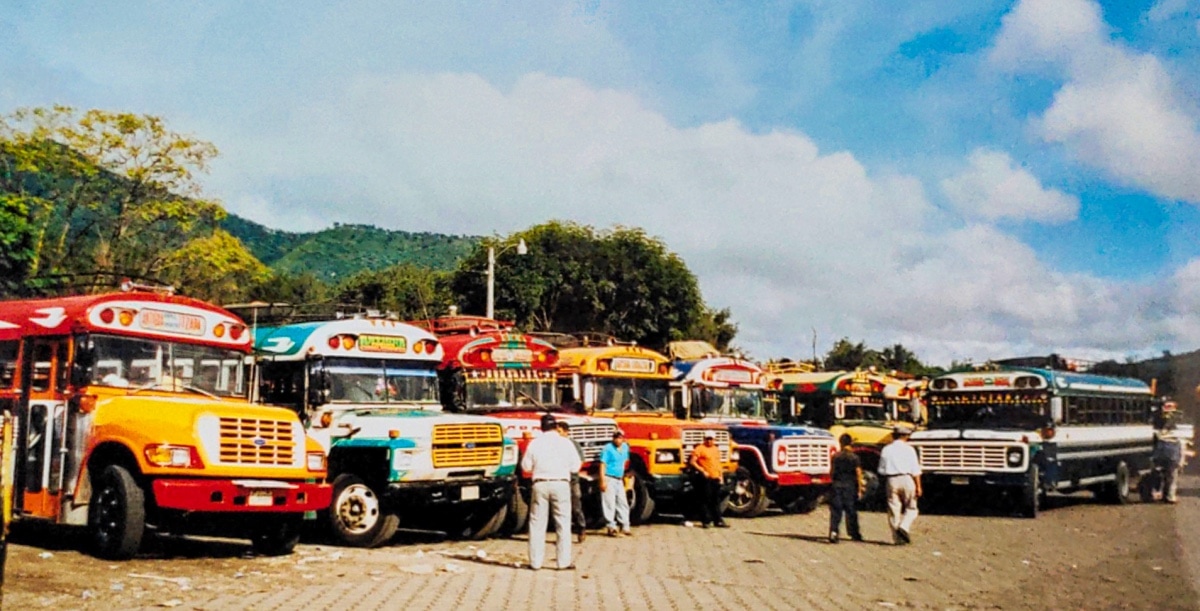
top-left (910, 356), bottom-right (1155, 517)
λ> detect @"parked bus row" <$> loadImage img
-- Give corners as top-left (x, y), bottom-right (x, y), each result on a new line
top-left (0, 288), bottom-right (1180, 562)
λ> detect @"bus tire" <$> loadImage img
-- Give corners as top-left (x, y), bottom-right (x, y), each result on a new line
top-left (88, 464), bottom-right (146, 560)
top-left (1019, 468), bottom-right (1040, 519)
top-left (783, 488), bottom-right (823, 514)
top-left (628, 470), bottom-right (656, 525)
top-left (251, 514), bottom-right (302, 556)
top-left (500, 483), bottom-right (529, 536)
top-left (725, 467), bottom-right (769, 518)
top-left (328, 473), bottom-right (399, 548)
top-left (1099, 462), bottom-right (1131, 505)
top-left (462, 502), bottom-right (508, 540)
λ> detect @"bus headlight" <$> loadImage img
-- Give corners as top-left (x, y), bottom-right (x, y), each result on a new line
top-left (307, 452), bottom-right (327, 472)
top-left (392, 449), bottom-right (416, 471)
top-left (655, 449), bottom-right (680, 464)
top-left (144, 444), bottom-right (204, 469)
top-left (502, 445), bottom-right (518, 466)
top-left (1006, 448), bottom-right (1024, 467)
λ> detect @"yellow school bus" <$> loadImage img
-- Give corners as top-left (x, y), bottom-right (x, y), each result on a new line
top-left (555, 341), bottom-right (736, 523)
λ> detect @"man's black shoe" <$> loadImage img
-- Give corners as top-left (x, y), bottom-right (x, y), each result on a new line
top-left (897, 528), bottom-right (911, 544)
top-left (828, 532), bottom-right (839, 544)
top-left (701, 522), bottom-right (711, 529)
top-left (850, 534), bottom-right (864, 542)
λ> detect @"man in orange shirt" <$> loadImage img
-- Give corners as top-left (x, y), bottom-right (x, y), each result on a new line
top-left (688, 433), bottom-right (728, 528)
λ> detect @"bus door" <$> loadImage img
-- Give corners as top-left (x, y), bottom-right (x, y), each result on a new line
top-left (18, 338), bottom-right (70, 520)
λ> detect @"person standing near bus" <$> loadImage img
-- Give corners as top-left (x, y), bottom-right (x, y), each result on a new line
top-left (522, 414), bottom-right (583, 570)
top-left (688, 433), bottom-right (729, 528)
top-left (878, 425), bottom-right (922, 544)
top-left (1154, 420), bottom-right (1185, 503)
top-left (556, 420), bottom-right (588, 543)
top-left (598, 430), bottom-right (632, 536)
top-left (828, 434), bottom-right (864, 543)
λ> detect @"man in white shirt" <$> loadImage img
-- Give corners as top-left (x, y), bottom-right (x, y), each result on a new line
top-left (877, 425), bottom-right (922, 545)
top-left (521, 414), bottom-right (583, 570)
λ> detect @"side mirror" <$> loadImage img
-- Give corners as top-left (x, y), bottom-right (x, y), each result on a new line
top-left (71, 342), bottom-right (96, 388)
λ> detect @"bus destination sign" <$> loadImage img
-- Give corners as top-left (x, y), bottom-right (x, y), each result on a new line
top-left (138, 309), bottom-right (205, 336)
top-left (358, 334), bottom-right (408, 354)
top-left (610, 357), bottom-right (656, 374)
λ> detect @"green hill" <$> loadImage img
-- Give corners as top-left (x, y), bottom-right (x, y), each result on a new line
top-left (221, 216), bottom-right (479, 278)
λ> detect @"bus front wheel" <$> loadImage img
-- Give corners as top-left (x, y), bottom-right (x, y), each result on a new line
top-left (328, 473), bottom-right (400, 548)
top-left (725, 467), bottom-right (769, 518)
top-left (1019, 468), bottom-right (1040, 519)
top-left (251, 514), bottom-right (302, 556)
top-left (88, 464), bottom-right (146, 560)
top-left (1098, 462), bottom-right (1131, 505)
top-left (628, 470), bottom-right (656, 525)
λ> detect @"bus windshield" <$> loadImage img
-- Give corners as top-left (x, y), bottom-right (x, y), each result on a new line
top-left (466, 380), bottom-right (555, 410)
top-left (321, 357), bottom-right (439, 405)
top-left (595, 378), bottom-right (670, 412)
top-left (694, 387), bottom-right (764, 420)
top-left (86, 334), bottom-right (247, 398)
top-left (841, 402), bottom-right (888, 423)
top-left (928, 396), bottom-right (1049, 430)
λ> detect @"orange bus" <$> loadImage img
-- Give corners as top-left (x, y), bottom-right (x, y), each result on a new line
top-left (0, 289), bottom-right (330, 559)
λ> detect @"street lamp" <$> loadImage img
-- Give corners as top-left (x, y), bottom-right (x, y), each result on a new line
top-left (486, 238), bottom-right (528, 319)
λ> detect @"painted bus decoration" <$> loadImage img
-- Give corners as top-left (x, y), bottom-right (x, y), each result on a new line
top-left (0, 290), bottom-right (331, 559)
top-left (670, 346), bottom-right (838, 518)
top-left (911, 356), bottom-right (1157, 517)
top-left (412, 316), bottom-right (617, 533)
top-left (767, 367), bottom-right (925, 503)
top-left (254, 317), bottom-right (518, 547)
top-left (554, 339), bottom-right (736, 523)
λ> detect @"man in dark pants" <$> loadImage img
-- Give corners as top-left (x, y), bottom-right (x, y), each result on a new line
top-left (557, 421), bottom-right (588, 542)
top-left (828, 434), bottom-right (863, 543)
top-left (688, 433), bottom-right (728, 528)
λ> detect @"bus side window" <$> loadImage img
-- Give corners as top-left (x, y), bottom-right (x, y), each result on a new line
top-left (0, 341), bottom-right (17, 388)
top-left (29, 342), bottom-right (53, 392)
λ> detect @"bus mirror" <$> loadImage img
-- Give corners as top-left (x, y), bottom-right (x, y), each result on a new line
top-left (71, 343), bottom-right (96, 388)
top-left (1050, 397), bottom-right (1063, 424)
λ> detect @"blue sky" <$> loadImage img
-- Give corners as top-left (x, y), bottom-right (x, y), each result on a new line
top-left (3, 0), bottom-right (1199, 365)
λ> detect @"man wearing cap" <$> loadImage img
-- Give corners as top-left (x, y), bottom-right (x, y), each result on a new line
top-left (688, 433), bottom-right (729, 528)
top-left (521, 414), bottom-right (583, 570)
top-left (878, 425), bottom-right (922, 544)
top-left (599, 430), bottom-right (632, 536)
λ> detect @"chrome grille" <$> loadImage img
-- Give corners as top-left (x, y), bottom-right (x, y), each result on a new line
top-left (432, 423), bottom-right (504, 468)
top-left (776, 438), bottom-right (835, 473)
top-left (915, 443), bottom-right (1008, 471)
top-left (218, 417), bottom-right (295, 466)
top-left (682, 428), bottom-right (731, 462)
top-left (569, 423), bottom-right (618, 462)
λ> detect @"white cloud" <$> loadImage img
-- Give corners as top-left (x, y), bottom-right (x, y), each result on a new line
top-left (1148, 0), bottom-right (1189, 23)
top-left (990, 0), bottom-right (1200, 204)
top-left (207, 71), bottom-right (1187, 363)
top-left (940, 148), bottom-right (1079, 223)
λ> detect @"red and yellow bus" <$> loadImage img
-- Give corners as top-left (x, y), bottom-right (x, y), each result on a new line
top-left (0, 289), bottom-right (330, 559)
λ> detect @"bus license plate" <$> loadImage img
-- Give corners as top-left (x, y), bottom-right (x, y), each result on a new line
top-left (248, 491), bottom-right (274, 507)
top-left (461, 486), bottom-right (480, 501)
top-left (950, 476), bottom-right (970, 486)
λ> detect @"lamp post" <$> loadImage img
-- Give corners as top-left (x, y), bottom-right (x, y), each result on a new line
top-left (486, 238), bottom-right (528, 319)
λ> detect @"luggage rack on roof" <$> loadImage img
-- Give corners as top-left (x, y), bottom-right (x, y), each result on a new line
top-left (8, 271), bottom-right (173, 298)
top-left (992, 354), bottom-right (1097, 373)
top-left (526, 331), bottom-right (634, 349)
top-left (763, 360), bottom-right (817, 374)
top-left (408, 315), bottom-right (515, 336)
top-left (223, 302), bottom-right (395, 326)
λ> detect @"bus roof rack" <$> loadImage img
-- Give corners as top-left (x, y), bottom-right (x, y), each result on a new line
top-left (223, 302), bottom-right (389, 326)
top-left (409, 316), bottom-right (516, 335)
top-left (762, 360), bottom-right (817, 374)
top-left (9, 271), bottom-right (174, 298)
top-left (526, 331), bottom-right (634, 349)
top-left (992, 354), bottom-right (1097, 373)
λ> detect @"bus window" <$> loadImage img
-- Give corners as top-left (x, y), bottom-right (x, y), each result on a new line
top-left (0, 341), bottom-right (17, 389)
top-left (29, 342), bottom-right (53, 393)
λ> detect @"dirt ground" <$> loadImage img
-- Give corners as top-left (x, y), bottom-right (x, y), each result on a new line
top-left (2, 477), bottom-right (1197, 610)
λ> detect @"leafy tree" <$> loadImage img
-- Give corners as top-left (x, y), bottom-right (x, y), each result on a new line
top-left (881, 343), bottom-right (922, 374)
top-left (824, 338), bottom-right (882, 371)
top-left (0, 106), bottom-right (224, 279)
top-left (333, 264), bottom-right (454, 321)
top-left (246, 271), bottom-right (331, 306)
top-left (0, 194), bottom-right (39, 294)
top-left (450, 221), bottom-right (724, 348)
top-left (685, 307), bottom-right (739, 352)
top-left (159, 230), bottom-right (269, 304)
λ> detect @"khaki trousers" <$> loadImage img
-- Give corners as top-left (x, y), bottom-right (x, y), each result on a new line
top-left (886, 474), bottom-right (919, 535)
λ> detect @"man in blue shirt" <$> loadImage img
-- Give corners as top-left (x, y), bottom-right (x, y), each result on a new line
top-left (598, 430), bottom-right (632, 536)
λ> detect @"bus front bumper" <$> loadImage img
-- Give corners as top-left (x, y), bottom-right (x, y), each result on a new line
top-left (152, 479), bottom-right (332, 513)
top-left (386, 475), bottom-right (514, 508)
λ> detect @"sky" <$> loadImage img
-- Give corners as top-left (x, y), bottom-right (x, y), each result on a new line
top-left (3, 0), bottom-right (1200, 366)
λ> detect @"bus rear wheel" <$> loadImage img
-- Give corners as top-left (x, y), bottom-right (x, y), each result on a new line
top-left (88, 464), bottom-right (146, 560)
top-left (461, 502), bottom-right (508, 540)
top-left (328, 473), bottom-right (399, 548)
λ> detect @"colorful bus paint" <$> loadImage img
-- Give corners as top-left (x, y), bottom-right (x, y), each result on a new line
top-left (555, 342), bottom-right (736, 524)
top-left (672, 353), bottom-right (838, 517)
top-left (254, 317), bottom-right (517, 546)
top-left (912, 357), bottom-right (1157, 517)
top-left (0, 291), bottom-right (331, 559)
top-left (412, 316), bottom-right (618, 533)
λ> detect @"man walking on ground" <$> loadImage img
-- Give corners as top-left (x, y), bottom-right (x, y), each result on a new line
top-left (599, 430), bottom-right (632, 536)
top-left (522, 414), bottom-right (583, 570)
top-left (828, 433), bottom-right (864, 543)
top-left (557, 420), bottom-right (588, 542)
top-left (688, 433), bottom-right (728, 528)
top-left (878, 425), bottom-right (921, 545)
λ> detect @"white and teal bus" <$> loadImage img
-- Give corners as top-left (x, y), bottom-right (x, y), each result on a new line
top-left (910, 356), bottom-right (1156, 518)
top-left (254, 318), bottom-right (517, 547)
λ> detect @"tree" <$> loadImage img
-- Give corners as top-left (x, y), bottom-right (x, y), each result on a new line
top-left (159, 230), bottom-right (269, 304)
top-left (685, 307), bottom-right (739, 352)
top-left (449, 221), bottom-right (726, 348)
top-left (824, 338), bottom-right (881, 371)
top-left (0, 194), bottom-right (39, 295)
top-left (880, 343), bottom-right (922, 374)
top-left (246, 272), bottom-right (331, 306)
top-left (0, 106), bottom-right (224, 280)
top-left (333, 264), bottom-right (454, 321)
